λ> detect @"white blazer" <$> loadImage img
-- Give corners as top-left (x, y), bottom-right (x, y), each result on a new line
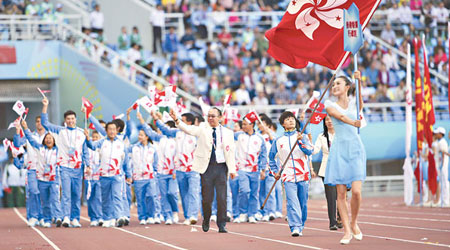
top-left (177, 121), bottom-right (236, 175)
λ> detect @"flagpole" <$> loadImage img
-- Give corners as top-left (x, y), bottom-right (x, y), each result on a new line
top-left (354, 53), bottom-right (360, 134)
top-left (261, 52), bottom-right (350, 210)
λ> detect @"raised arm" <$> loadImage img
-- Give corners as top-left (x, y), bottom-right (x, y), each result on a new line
top-left (89, 115), bottom-right (106, 136)
top-left (170, 109), bottom-right (202, 137)
top-left (41, 97), bottom-right (63, 133)
top-left (137, 111), bottom-right (164, 142)
top-left (156, 120), bottom-right (178, 138)
top-left (13, 133), bottom-right (26, 148)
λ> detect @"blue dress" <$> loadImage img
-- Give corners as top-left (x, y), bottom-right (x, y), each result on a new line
top-left (324, 98), bottom-right (366, 186)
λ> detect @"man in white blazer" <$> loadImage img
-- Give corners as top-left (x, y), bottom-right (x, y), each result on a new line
top-left (170, 107), bottom-right (236, 233)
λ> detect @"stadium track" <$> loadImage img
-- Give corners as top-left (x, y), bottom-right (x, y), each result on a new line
top-left (1, 197), bottom-right (449, 250)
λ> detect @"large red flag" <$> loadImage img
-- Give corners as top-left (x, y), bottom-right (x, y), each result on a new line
top-left (413, 39), bottom-right (425, 193)
top-left (265, 0), bottom-right (381, 69)
top-left (82, 97), bottom-right (94, 119)
top-left (422, 41), bottom-right (437, 194)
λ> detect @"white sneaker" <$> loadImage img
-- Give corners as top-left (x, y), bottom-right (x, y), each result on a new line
top-left (28, 218), bottom-right (38, 227)
top-left (422, 201), bottom-right (432, 207)
top-left (249, 216), bottom-right (257, 223)
top-left (62, 217), bottom-right (70, 227)
top-left (254, 213), bottom-right (263, 220)
top-left (39, 219), bottom-right (45, 227)
top-left (90, 221), bottom-right (99, 227)
top-left (98, 219), bottom-right (104, 226)
top-left (210, 215), bottom-right (217, 222)
top-left (173, 213), bottom-right (179, 223)
top-left (239, 214), bottom-right (248, 223)
top-left (154, 216), bottom-right (161, 224)
top-left (189, 216), bottom-right (197, 225)
top-left (71, 219), bottom-right (81, 228)
top-left (110, 219), bottom-right (116, 227)
top-left (183, 219), bottom-right (191, 225)
top-left (159, 214), bottom-right (164, 222)
top-left (232, 217), bottom-right (240, 223)
top-left (275, 212), bottom-right (283, 218)
top-left (262, 215), bottom-right (270, 222)
top-left (291, 229), bottom-right (300, 237)
top-left (139, 219), bottom-right (146, 225)
top-left (43, 222), bottom-right (51, 228)
top-left (165, 218), bottom-right (173, 225)
top-left (146, 217), bottom-right (155, 224)
top-left (102, 220), bottom-right (110, 228)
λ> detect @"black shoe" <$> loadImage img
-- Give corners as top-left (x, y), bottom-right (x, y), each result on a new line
top-left (269, 215), bottom-right (275, 221)
top-left (329, 225), bottom-right (338, 231)
top-left (124, 218), bottom-right (129, 226)
top-left (117, 218), bottom-right (124, 227)
top-left (336, 218), bottom-right (343, 229)
top-left (218, 227), bottom-right (228, 233)
top-left (56, 219), bottom-right (62, 228)
top-left (202, 220), bottom-right (210, 232)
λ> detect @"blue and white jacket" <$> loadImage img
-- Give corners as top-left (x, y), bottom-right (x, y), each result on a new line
top-left (127, 142), bottom-right (158, 180)
top-left (24, 129), bottom-right (59, 182)
top-left (86, 136), bottom-right (128, 177)
top-left (269, 130), bottom-right (313, 183)
top-left (234, 131), bottom-right (267, 173)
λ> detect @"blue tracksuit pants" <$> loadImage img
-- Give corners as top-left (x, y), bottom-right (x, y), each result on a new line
top-left (84, 179), bottom-right (102, 222)
top-left (158, 174), bottom-right (178, 220)
top-left (100, 175), bottom-right (122, 221)
top-left (259, 176), bottom-right (276, 216)
top-left (238, 171), bottom-right (260, 217)
top-left (60, 167), bottom-right (83, 221)
top-left (134, 179), bottom-right (157, 220)
top-left (176, 171), bottom-right (200, 219)
top-left (284, 181), bottom-right (308, 232)
top-left (26, 170), bottom-right (41, 220)
top-left (38, 180), bottom-right (62, 223)
top-left (229, 177), bottom-right (240, 218)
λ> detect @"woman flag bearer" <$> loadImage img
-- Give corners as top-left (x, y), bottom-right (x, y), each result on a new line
top-left (41, 97), bottom-right (89, 228)
top-left (137, 112), bottom-right (179, 225)
top-left (84, 130), bottom-right (103, 227)
top-left (269, 111), bottom-right (314, 237)
top-left (235, 114), bottom-right (267, 223)
top-left (128, 127), bottom-right (159, 225)
top-left (18, 120), bottom-right (62, 228)
top-left (152, 111), bottom-right (200, 225)
top-left (324, 71), bottom-right (365, 245)
top-left (85, 122), bottom-right (129, 228)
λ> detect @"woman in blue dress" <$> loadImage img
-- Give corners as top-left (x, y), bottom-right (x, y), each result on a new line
top-left (324, 71), bottom-right (365, 245)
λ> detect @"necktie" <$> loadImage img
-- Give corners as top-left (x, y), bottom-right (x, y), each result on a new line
top-left (212, 127), bottom-right (217, 148)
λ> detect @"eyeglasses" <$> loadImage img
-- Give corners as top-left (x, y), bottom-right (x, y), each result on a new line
top-left (207, 115), bottom-right (218, 118)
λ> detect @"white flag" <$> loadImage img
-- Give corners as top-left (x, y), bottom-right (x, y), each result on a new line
top-left (403, 43), bottom-right (414, 206)
top-left (198, 97), bottom-right (210, 117)
top-left (138, 96), bottom-right (158, 113)
top-left (13, 100), bottom-right (26, 116)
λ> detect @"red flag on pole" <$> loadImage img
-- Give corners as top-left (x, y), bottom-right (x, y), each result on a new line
top-left (82, 97), bottom-right (94, 118)
top-left (309, 99), bottom-right (325, 112)
top-left (413, 38), bottom-right (425, 193)
top-left (422, 38), bottom-right (437, 194)
top-left (265, 0), bottom-right (381, 69)
top-left (244, 111), bottom-right (259, 124)
top-left (310, 112), bottom-right (327, 124)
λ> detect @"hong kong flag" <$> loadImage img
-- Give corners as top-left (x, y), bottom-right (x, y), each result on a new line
top-left (265, 0), bottom-right (381, 69)
top-left (310, 112), bottom-right (327, 124)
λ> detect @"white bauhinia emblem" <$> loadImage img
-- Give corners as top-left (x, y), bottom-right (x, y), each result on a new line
top-left (287, 0), bottom-right (347, 40)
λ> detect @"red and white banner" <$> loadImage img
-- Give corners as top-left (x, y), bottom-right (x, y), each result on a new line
top-left (82, 97), bottom-right (94, 118)
top-left (12, 100), bottom-right (26, 116)
top-left (138, 96), bottom-right (158, 113)
top-left (310, 112), bottom-right (327, 124)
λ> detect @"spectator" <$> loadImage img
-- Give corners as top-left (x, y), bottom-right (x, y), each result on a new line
top-left (375, 84), bottom-right (392, 103)
top-left (211, 5), bottom-right (228, 30)
top-left (409, 0), bottom-right (423, 11)
top-left (150, 5), bottom-right (164, 54)
top-left (380, 23), bottom-right (396, 45)
top-left (220, 0), bottom-right (234, 11)
top-left (210, 82), bottom-right (226, 106)
top-left (235, 83), bottom-right (251, 105)
top-left (166, 58), bottom-right (183, 77)
top-left (39, 0), bottom-right (53, 16)
top-left (180, 26), bottom-right (196, 49)
top-left (377, 64), bottom-right (390, 86)
top-left (434, 47), bottom-right (448, 66)
top-left (127, 43), bottom-right (142, 64)
top-left (90, 4), bottom-right (104, 34)
top-left (393, 78), bottom-right (406, 102)
top-left (435, 3), bottom-right (449, 32)
top-left (191, 4), bottom-right (208, 39)
top-left (25, 0), bottom-right (39, 16)
top-left (100, 50), bottom-right (111, 68)
top-left (382, 49), bottom-right (399, 71)
top-left (387, 3), bottom-right (401, 24)
top-left (273, 83), bottom-right (291, 105)
top-left (164, 27), bottom-right (178, 54)
top-left (118, 26), bottom-right (129, 51)
top-left (130, 26), bottom-right (141, 46)
top-left (217, 27), bottom-right (232, 46)
top-left (54, 4), bottom-right (66, 23)
top-left (241, 26), bottom-right (255, 50)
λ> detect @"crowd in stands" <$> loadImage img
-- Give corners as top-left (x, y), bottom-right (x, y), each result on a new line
top-left (0, 0), bottom-right (65, 22)
top-left (2, 0), bottom-right (450, 117)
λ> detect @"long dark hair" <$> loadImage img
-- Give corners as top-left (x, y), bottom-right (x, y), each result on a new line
top-left (322, 115), bottom-right (330, 149)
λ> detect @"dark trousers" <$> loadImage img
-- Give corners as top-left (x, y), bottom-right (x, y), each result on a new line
top-left (201, 157), bottom-right (228, 229)
top-left (152, 26), bottom-right (162, 53)
top-left (321, 177), bottom-right (338, 227)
